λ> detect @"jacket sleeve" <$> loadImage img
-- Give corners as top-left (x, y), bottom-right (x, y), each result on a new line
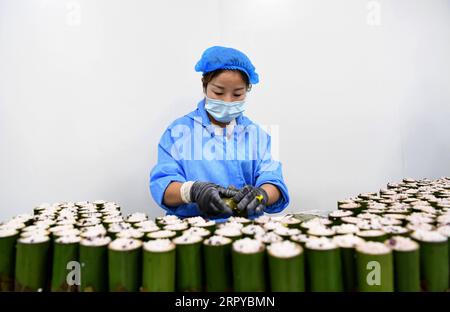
top-left (254, 133), bottom-right (290, 214)
top-left (149, 128), bottom-right (187, 213)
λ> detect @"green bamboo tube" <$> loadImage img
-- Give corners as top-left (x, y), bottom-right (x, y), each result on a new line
top-left (228, 216), bottom-right (252, 226)
top-left (356, 241), bottom-right (394, 292)
top-left (300, 218), bottom-right (333, 234)
top-left (135, 225), bottom-right (160, 239)
top-left (173, 234), bottom-right (203, 292)
top-left (51, 235), bottom-right (80, 292)
top-left (108, 238), bottom-right (142, 292)
top-left (274, 226), bottom-right (301, 239)
top-left (142, 239), bottom-right (176, 292)
top-left (333, 234), bottom-right (365, 292)
top-left (254, 215), bottom-right (272, 226)
top-left (305, 237), bottom-right (343, 292)
top-left (332, 224), bottom-right (360, 236)
top-left (356, 230), bottom-right (388, 243)
top-left (0, 228), bottom-right (19, 291)
top-left (163, 222), bottom-right (189, 237)
top-left (190, 220), bottom-right (216, 233)
top-left (411, 230), bottom-right (449, 292)
top-left (2, 220), bottom-right (26, 233)
top-left (102, 216), bottom-right (124, 226)
top-left (15, 235), bottom-right (51, 291)
top-left (437, 226), bottom-right (450, 286)
top-left (329, 210), bottom-right (353, 226)
top-left (203, 235), bottom-right (233, 292)
top-left (241, 224), bottom-right (266, 239)
top-left (183, 227), bottom-right (211, 239)
top-left (116, 229), bottom-right (145, 241)
top-left (79, 226), bottom-right (108, 241)
top-left (147, 230), bottom-right (177, 241)
top-left (337, 199), bottom-right (355, 209)
top-left (79, 236), bottom-right (111, 292)
top-left (339, 203), bottom-right (363, 215)
top-left (10, 214), bottom-right (34, 227)
top-left (232, 238), bottom-right (266, 292)
top-left (215, 226), bottom-right (243, 242)
top-left (279, 215), bottom-right (302, 229)
top-left (223, 197), bottom-right (247, 218)
top-left (107, 222), bottom-right (132, 240)
top-left (267, 241), bottom-right (305, 292)
top-left (289, 234), bottom-right (315, 248)
top-left (134, 220), bottom-right (159, 230)
top-left (155, 215), bottom-right (181, 228)
top-left (255, 232), bottom-right (283, 246)
top-left (80, 212), bottom-right (103, 219)
top-left (385, 236), bottom-right (420, 292)
top-left (306, 226), bottom-right (335, 238)
top-left (125, 212), bottom-right (148, 225)
top-left (381, 226), bottom-right (411, 239)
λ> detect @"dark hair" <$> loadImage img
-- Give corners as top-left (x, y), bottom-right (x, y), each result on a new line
top-left (202, 69), bottom-right (252, 92)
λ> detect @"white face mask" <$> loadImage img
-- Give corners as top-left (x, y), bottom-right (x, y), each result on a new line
top-left (204, 96), bottom-right (245, 123)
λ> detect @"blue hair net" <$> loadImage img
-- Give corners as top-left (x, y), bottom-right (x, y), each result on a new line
top-left (195, 46), bottom-right (259, 84)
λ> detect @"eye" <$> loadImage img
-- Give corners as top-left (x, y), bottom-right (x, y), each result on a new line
top-left (234, 94), bottom-right (243, 97)
top-left (214, 92), bottom-right (224, 96)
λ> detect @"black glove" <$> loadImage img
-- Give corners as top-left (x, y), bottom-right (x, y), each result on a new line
top-left (190, 182), bottom-right (236, 217)
top-left (233, 185), bottom-right (269, 216)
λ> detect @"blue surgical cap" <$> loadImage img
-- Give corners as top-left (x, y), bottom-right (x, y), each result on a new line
top-left (195, 46), bottom-right (259, 84)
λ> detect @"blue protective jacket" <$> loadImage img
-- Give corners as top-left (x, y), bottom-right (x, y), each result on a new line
top-left (149, 99), bottom-right (289, 220)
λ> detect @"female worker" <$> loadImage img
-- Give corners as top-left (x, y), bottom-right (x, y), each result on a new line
top-left (150, 46), bottom-right (289, 220)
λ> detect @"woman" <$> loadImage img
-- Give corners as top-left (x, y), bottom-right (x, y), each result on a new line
top-left (150, 46), bottom-right (289, 220)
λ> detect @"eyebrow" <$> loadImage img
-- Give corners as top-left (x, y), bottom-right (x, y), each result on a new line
top-left (211, 84), bottom-right (224, 89)
top-left (211, 84), bottom-right (245, 91)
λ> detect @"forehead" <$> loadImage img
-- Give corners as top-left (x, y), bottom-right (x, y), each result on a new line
top-left (210, 71), bottom-right (247, 87)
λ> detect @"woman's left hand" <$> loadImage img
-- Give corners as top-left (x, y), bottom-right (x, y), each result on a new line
top-left (232, 185), bottom-right (269, 216)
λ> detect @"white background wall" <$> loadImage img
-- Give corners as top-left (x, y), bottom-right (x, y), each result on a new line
top-left (1, 0), bottom-right (449, 221)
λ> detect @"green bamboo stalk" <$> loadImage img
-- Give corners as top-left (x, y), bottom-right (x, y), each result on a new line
top-left (232, 238), bottom-right (266, 292)
top-left (356, 242), bottom-right (394, 292)
top-left (223, 197), bottom-right (247, 218)
top-left (391, 246), bottom-right (420, 292)
top-left (279, 215), bottom-right (302, 229)
top-left (215, 226), bottom-right (243, 242)
top-left (79, 236), bottom-right (111, 292)
top-left (147, 230), bottom-right (177, 241)
top-left (340, 247), bottom-right (357, 292)
top-left (173, 234), bottom-right (203, 292)
top-left (412, 233), bottom-right (449, 292)
top-left (305, 238), bottom-right (343, 292)
top-left (339, 203), bottom-right (363, 215)
top-left (328, 210), bottom-right (353, 226)
top-left (356, 230), bottom-right (389, 243)
top-left (51, 236), bottom-right (80, 292)
top-left (163, 223), bottom-right (189, 237)
top-left (0, 228), bottom-right (19, 291)
top-left (437, 226), bottom-right (450, 288)
top-left (332, 234), bottom-right (365, 292)
top-left (108, 238), bottom-right (142, 292)
top-left (15, 235), bottom-right (51, 291)
top-left (142, 239), bottom-right (176, 292)
top-left (203, 236), bottom-right (233, 292)
top-left (267, 241), bottom-right (305, 292)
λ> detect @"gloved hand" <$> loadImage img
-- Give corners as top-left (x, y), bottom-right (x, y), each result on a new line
top-left (232, 185), bottom-right (269, 216)
top-left (190, 182), bottom-right (237, 217)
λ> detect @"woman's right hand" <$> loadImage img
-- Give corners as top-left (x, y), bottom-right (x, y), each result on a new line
top-left (190, 182), bottom-right (237, 216)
